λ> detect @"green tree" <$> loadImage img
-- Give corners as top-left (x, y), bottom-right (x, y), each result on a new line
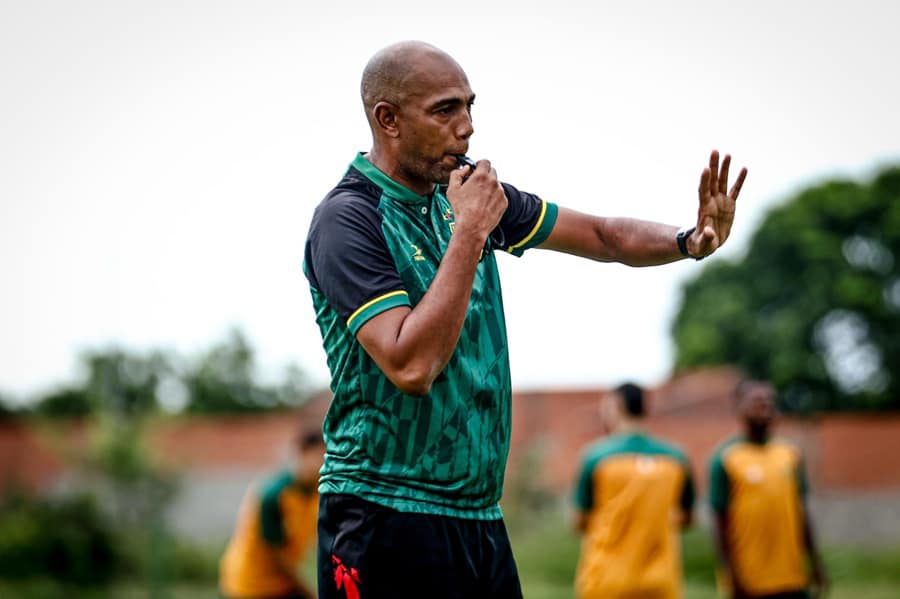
top-left (181, 329), bottom-right (310, 413)
top-left (29, 329), bottom-right (314, 416)
top-left (32, 388), bottom-right (93, 418)
top-left (672, 165), bottom-right (900, 412)
top-left (32, 349), bottom-right (171, 418)
top-left (0, 392), bottom-right (22, 419)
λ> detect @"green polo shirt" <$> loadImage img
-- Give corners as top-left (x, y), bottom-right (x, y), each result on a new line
top-left (303, 153), bottom-right (557, 519)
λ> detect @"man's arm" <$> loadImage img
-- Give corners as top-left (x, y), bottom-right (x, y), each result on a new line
top-left (259, 488), bottom-right (315, 599)
top-left (271, 550), bottom-right (315, 599)
top-left (356, 160), bottom-right (508, 396)
top-left (539, 150), bottom-right (747, 264)
top-left (573, 510), bottom-right (589, 533)
top-left (803, 502), bottom-right (829, 599)
top-left (678, 465), bottom-right (696, 529)
top-left (709, 451), bottom-right (748, 599)
top-left (797, 455), bottom-right (828, 599)
top-left (713, 510), bottom-right (748, 599)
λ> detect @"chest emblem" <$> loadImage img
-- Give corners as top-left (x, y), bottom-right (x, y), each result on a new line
top-left (410, 245), bottom-right (426, 262)
top-left (636, 456), bottom-right (657, 474)
top-left (744, 464), bottom-right (764, 484)
top-left (443, 206), bottom-right (456, 233)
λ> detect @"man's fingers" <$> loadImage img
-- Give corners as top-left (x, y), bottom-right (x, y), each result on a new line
top-left (698, 168), bottom-right (711, 226)
top-left (475, 159), bottom-right (492, 176)
top-left (719, 154), bottom-right (731, 194)
top-left (708, 150), bottom-right (719, 196)
top-left (449, 166), bottom-right (468, 188)
top-left (730, 167), bottom-right (748, 199)
top-left (698, 167), bottom-right (711, 199)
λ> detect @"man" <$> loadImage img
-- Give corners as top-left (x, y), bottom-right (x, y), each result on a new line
top-left (709, 380), bottom-right (828, 599)
top-left (573, 383), bottom-right (695, 599)
top-left (303, 40), bottom-right (746, 599)
top-left (220, 430), bottom-right (325, 599)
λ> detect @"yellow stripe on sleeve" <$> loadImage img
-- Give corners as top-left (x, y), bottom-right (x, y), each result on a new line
top-left (346, 290), bottom-right (409, 328)
top-left (507, 200), bottom-right (548, 253)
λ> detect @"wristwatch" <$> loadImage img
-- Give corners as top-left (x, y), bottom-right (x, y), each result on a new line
top-left (676, 226), bottom-right (703, 260)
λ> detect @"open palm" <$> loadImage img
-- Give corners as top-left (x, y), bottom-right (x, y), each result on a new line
top-left (689, 150), bottom-right (748, 258)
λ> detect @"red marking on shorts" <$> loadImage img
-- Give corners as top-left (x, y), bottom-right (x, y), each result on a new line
top-left (332, 554), bottom-right (362, 599)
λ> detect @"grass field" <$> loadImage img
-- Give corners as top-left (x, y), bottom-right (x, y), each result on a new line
top-left (2, 509), bottom-right (898, 598)
top-left (5, 579), bottom-right (897, 598)
top-left (510, 510), bottom-right (900, 599)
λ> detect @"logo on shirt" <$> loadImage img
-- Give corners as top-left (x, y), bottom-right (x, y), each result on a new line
top-left (636, 456), bottom-right (657, 474)
top-left (744, 465), bottom-right (764, 484)
top-left (410, 245), bottom-right (426, 262)
top-left (443, 207), bottom-right (456, 233)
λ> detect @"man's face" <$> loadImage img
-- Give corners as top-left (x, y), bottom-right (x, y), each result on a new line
top-left (600, 392), bottom-right (623, 434)
top-left (737, 383), bottom-right (776, 429)
top-left (394, 55), bottom-right (475, 185)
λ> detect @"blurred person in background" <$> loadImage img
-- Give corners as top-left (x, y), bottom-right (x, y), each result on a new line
top-left (572, 382), bottom-right (696, 599)
top-left (220, 429), bottom-right (325, 599)
top-left (709, 380), bottom-right (828, 599)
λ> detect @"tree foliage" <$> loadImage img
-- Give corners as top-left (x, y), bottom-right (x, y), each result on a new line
top-left (672, 165), bottom-right (900, 412)
top-left (26, 329), bottom-right (311, 417)
top-left (0, 492), bottom-right (118, 585)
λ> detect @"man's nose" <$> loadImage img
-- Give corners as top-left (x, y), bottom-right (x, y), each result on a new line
top-left (457, 112), bottom-right (474, 139)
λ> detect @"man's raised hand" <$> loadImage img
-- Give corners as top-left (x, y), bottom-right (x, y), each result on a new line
top-left (687, 150), bottom-right (748, 258)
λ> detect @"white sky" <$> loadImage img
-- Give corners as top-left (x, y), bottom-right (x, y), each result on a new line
top-left (2, 0), bottom-right (899, 399)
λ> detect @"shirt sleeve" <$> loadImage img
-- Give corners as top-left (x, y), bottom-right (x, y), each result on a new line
top-left (708, 451), bottom-right (730, 515)
top-left (259, 487), bottom-right (286, 546)
top-left (573, 454), bottom-right (599, 511)
top-left (680, 460), bottom-right (697, 514)
top-left (496, 182), bottom-right (558, 257)
top-left (796, 453), bottom-right (810, 499)
top-left (305, 192), bottom-right (411, 335)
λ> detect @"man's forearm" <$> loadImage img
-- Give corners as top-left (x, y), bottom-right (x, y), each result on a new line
top-left (714, 512), bottom-right (742, 593)
top-left (359, 226), bottom-right (486, 396)
top-left (595, 218), bottom-right (683, 266)
top-left (803, 507), bottom-right (827, 580)
top-left (395, 228), bottom-right (484, 378)
top-left (540, 208), bottom-right (684, 267)
top-left (273, 551), bottom-right (314, 599)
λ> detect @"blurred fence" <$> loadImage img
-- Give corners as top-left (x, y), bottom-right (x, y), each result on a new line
top-left (2, 368), bottom-right (900, 546)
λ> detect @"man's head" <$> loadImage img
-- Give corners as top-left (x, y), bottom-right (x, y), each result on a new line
top-left (734, 379), bottom-right (777, 438)
top-left (600, 382), bottom-right (645, 433)
top-left (361, 41), bottom-right (474, 188)
top-left (293, 428), bottom-right (325, 483)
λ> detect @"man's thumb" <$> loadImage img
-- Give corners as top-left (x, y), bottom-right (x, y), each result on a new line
top-left (449, 167), bottom-right (468, 188)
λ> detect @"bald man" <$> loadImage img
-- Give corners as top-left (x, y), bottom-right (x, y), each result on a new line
top-left (303, 41), bottom-right (748, 599)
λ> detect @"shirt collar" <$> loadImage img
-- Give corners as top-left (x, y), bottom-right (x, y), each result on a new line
top-left (350, 152), bottom-right (435, 205)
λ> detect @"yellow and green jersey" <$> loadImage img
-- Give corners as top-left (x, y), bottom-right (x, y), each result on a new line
top-left (219, 470), bottom-right (318, 598)
top-left (573, 432), bottom-right (695, 599)
top-left (708, 436), bottom-right (810, 596)
top-left (303, 153), bottom-right (557, 519)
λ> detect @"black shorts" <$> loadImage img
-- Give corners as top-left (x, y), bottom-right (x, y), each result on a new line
top-left (317, 493), bottom-right (523, 599)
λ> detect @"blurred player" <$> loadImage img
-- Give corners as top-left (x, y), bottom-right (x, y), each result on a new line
top-left (573, 383), bottom-right (695, 599)
top-left (220, 429), bottom-right (325, 599)
top-left (709, 380), bottom-right (828, 599)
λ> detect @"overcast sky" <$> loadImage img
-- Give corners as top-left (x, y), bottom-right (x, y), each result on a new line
top-left (2, 0), bottom-right (899, 399)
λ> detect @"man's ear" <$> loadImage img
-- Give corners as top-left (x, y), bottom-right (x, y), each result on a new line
top-left (373, 101), bottom-right (400, 138)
